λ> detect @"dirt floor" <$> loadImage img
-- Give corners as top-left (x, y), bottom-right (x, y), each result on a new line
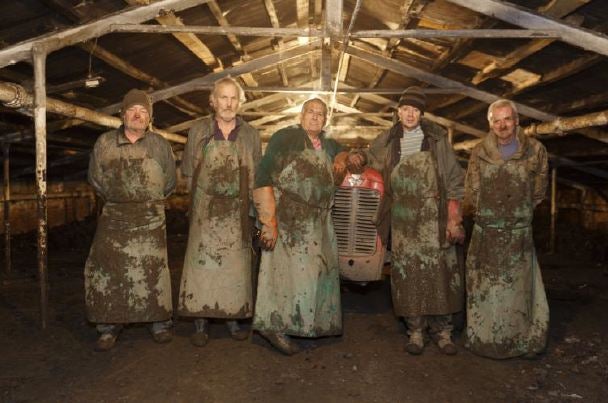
top-left (0, 211), bottom-right (607, 403)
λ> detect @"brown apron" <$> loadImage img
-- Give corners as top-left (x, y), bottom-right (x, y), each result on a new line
top-left (466, 156), bottom-right (549, 358)
top-left (178, 140), bottom-right (252, 318)
top-left (390, 151), bottom-right (463, 317)
top-left (85, 153), bottom-right (172, 323)
top-left (253, 147), bottom-right (342, 337)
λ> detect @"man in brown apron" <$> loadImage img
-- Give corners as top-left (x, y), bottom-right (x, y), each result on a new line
top-left (252, 98), bottom-right (347, 355)
top-left (85, 89), bottom-right (176, 351)
top-left (178, 77), bottom-right (261, 347)
top-left (464, 99), bottom-right (549, 359)
top-left (351, 87), bottom-right (465, 355)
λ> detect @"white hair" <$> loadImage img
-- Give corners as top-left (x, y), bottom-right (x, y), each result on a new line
top-left (210, 76), bottom-right (246, 105)
top-left (487, 99), bottom-right (519, 123)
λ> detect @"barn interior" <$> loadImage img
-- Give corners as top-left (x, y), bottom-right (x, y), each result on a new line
top-left (0, 0), bottom-right (607, 401)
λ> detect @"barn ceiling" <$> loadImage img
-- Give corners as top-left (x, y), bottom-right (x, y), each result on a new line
top-left (0, 0), bottom-right (607, 190)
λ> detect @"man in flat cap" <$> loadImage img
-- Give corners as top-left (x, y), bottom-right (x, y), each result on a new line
top-left (85, 89), bottom-right (176, 351)
top-left (350, 86), bottom-right (465, 355)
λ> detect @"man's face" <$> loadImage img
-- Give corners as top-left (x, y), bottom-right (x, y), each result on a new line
top-left (397, 105), bottom-right (421, 130)
top-left (123, 104), bottom-right (150, 133)
top-left (212, 83), bottom-right (240, 123)
top-left (491, 105), bottom-right (518, 144)
top-left (300, 101), bottom-right (326, 137)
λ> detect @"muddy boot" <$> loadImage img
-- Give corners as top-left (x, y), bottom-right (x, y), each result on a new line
top-left (191, 318), bottom-right (209, 347)
top-left (405, 331), bottom-right (424, 355)
top-left (435, 330), bottom-right (457, 355)
top-left (150, 320), bottom-right (173, 344)
top-left (259, 331), bottom-right (300, 356)
top-left (227, 320), bottom-right (249, 341)
top-left (152, 330), bottom-right (172, 344)
top-left (95, 333), bottom-right (118, 352)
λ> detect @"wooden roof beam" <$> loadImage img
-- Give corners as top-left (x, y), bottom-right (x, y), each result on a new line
top-left (0, 82), bottom-right (186, 144)
top-left (78, 42), bottom-right (203, 116)
top-left (125, 0), bottom-right (220, 70)
top-left (101, 42), bottom-right (319, 114)
top-left (470, 0), bottom-right (591, 84)
top-left (263, 0), bottom-right (289, 86)
top-left (205, 1), bottom-right (258, 89)
top-left (350, 0), bottom-right (422, 108)
top-left (446, 0), bottom-right (608, 57)
top-left (0, 0), bottom-right (210, 68)
top-left (433, 0), bottom-right (593, 111)
top-left (346, 45), bottom-right (556, 121)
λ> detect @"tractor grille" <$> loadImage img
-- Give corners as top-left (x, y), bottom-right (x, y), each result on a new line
top-left (332, 187), bottom-right (380, 256)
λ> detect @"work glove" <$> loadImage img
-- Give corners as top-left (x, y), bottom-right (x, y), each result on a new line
top-left (347, 151), bottom-right (366, 173)
top-left (446, 199), bottom-right (465, 245)
top-left (253, 186), bottom-right (278, 250)
top-left (333, 151), bottom-right (349, 185)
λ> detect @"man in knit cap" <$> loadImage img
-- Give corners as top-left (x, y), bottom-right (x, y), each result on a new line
top-left (350, 86), bottom-right (465, 355)
top-left (85, 89), bottom-right (176, 351)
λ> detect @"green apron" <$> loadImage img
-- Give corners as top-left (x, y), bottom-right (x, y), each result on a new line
top-left (85, 149), bottom-right (172, 323)
top-left (390, 151), bottom-right (462, 317)
top-left (178, 140), bottom-right (252, 318)
top-left (253, 147), bottom-right (342, 337)
top-left (466, 156), bottom-right (549, 359)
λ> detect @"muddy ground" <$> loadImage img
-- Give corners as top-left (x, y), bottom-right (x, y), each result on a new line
top-left (0, 211), bottom-right (607, 403)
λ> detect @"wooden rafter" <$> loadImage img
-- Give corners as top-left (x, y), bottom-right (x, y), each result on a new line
top-left (446, 0), bottom-right (608, 57)
top-left (100, 42), bottom-right (319, 114)
top-left (350, 0), bottom-right (423, 108)
top-left (435, 0), bottom-right (594, 112)
top-left (0, 0), bottom-right (210, 68)
top-left (346, 44), bottom-right (557, 121)
top-left (263, 0), bottom-right (289, 86)
top-left (205, 1), bottom-right (258, 89)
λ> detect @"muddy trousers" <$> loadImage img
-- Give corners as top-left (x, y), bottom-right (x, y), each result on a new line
top-left (405, 315), bottom-right (452, 336)
top-left (97, 320), bottom-right (172, 335)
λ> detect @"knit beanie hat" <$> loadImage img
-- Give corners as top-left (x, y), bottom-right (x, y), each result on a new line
top-left (121, 89), bottom-right (153, 118)
top-left (398, 86), bottom-right (426, 112)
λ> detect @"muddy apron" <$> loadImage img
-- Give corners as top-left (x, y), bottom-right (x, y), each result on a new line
top-left (85, 147), bottom-right (172, 323)
top-left (390, 151), bottom-right (462, 317)
top-left (466, 157), bottom-right (549, 359)
top-left (253, 147), bottom-right (342, 337)
top-left (178, 140), bottom-right (252, 318)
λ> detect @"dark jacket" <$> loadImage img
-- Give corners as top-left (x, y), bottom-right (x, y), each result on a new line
top-left (365, 119), bottom-right (464, 245)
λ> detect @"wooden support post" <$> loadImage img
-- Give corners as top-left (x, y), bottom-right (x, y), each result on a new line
top-left (550, 166), bottom-right (558, 254)
top-left (447, 127), bottom-right (454, 145)
top-left (2, 143), bottom-right (10, 275)
top-left (32, 45), bottom-right (49, 330)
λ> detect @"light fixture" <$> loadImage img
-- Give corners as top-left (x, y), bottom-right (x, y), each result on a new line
top-left (84, 75), bottom-right (102, 88)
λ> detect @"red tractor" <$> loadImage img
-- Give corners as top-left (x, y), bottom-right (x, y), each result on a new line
top-left (332, 167), bottom-right (386, 283)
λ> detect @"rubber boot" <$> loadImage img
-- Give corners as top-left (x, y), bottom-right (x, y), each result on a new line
top-left (259, 331), bottom-right (300, 356)
top-left (227, 320), bottom-right (249, 341)
top-left (191, 318), bottom-right (209, 347)
top-left (436, 330), bottom-right (457, 355)
top-left (405, 330), bottom-right (424, 355)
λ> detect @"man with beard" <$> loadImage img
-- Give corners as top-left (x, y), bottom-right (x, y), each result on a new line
top-left (178, 77), bottom-right (262, 347)
top-left (85, 89), bottom-right (176, 351)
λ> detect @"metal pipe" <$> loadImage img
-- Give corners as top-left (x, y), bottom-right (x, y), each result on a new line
top-left (549, 167), bottom-right (557, 254)
top-left (33, 45), bottom-right (48, 330)
top-left (2, 143), bottom-right (10, 275)
top-left (0, 191), bottom-right (94, 202)
top-left (0, 82), bottom-right (186, 144)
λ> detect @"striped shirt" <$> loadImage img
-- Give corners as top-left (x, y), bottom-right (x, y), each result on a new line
top-left (400, 125), bottom-right (425, 160)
